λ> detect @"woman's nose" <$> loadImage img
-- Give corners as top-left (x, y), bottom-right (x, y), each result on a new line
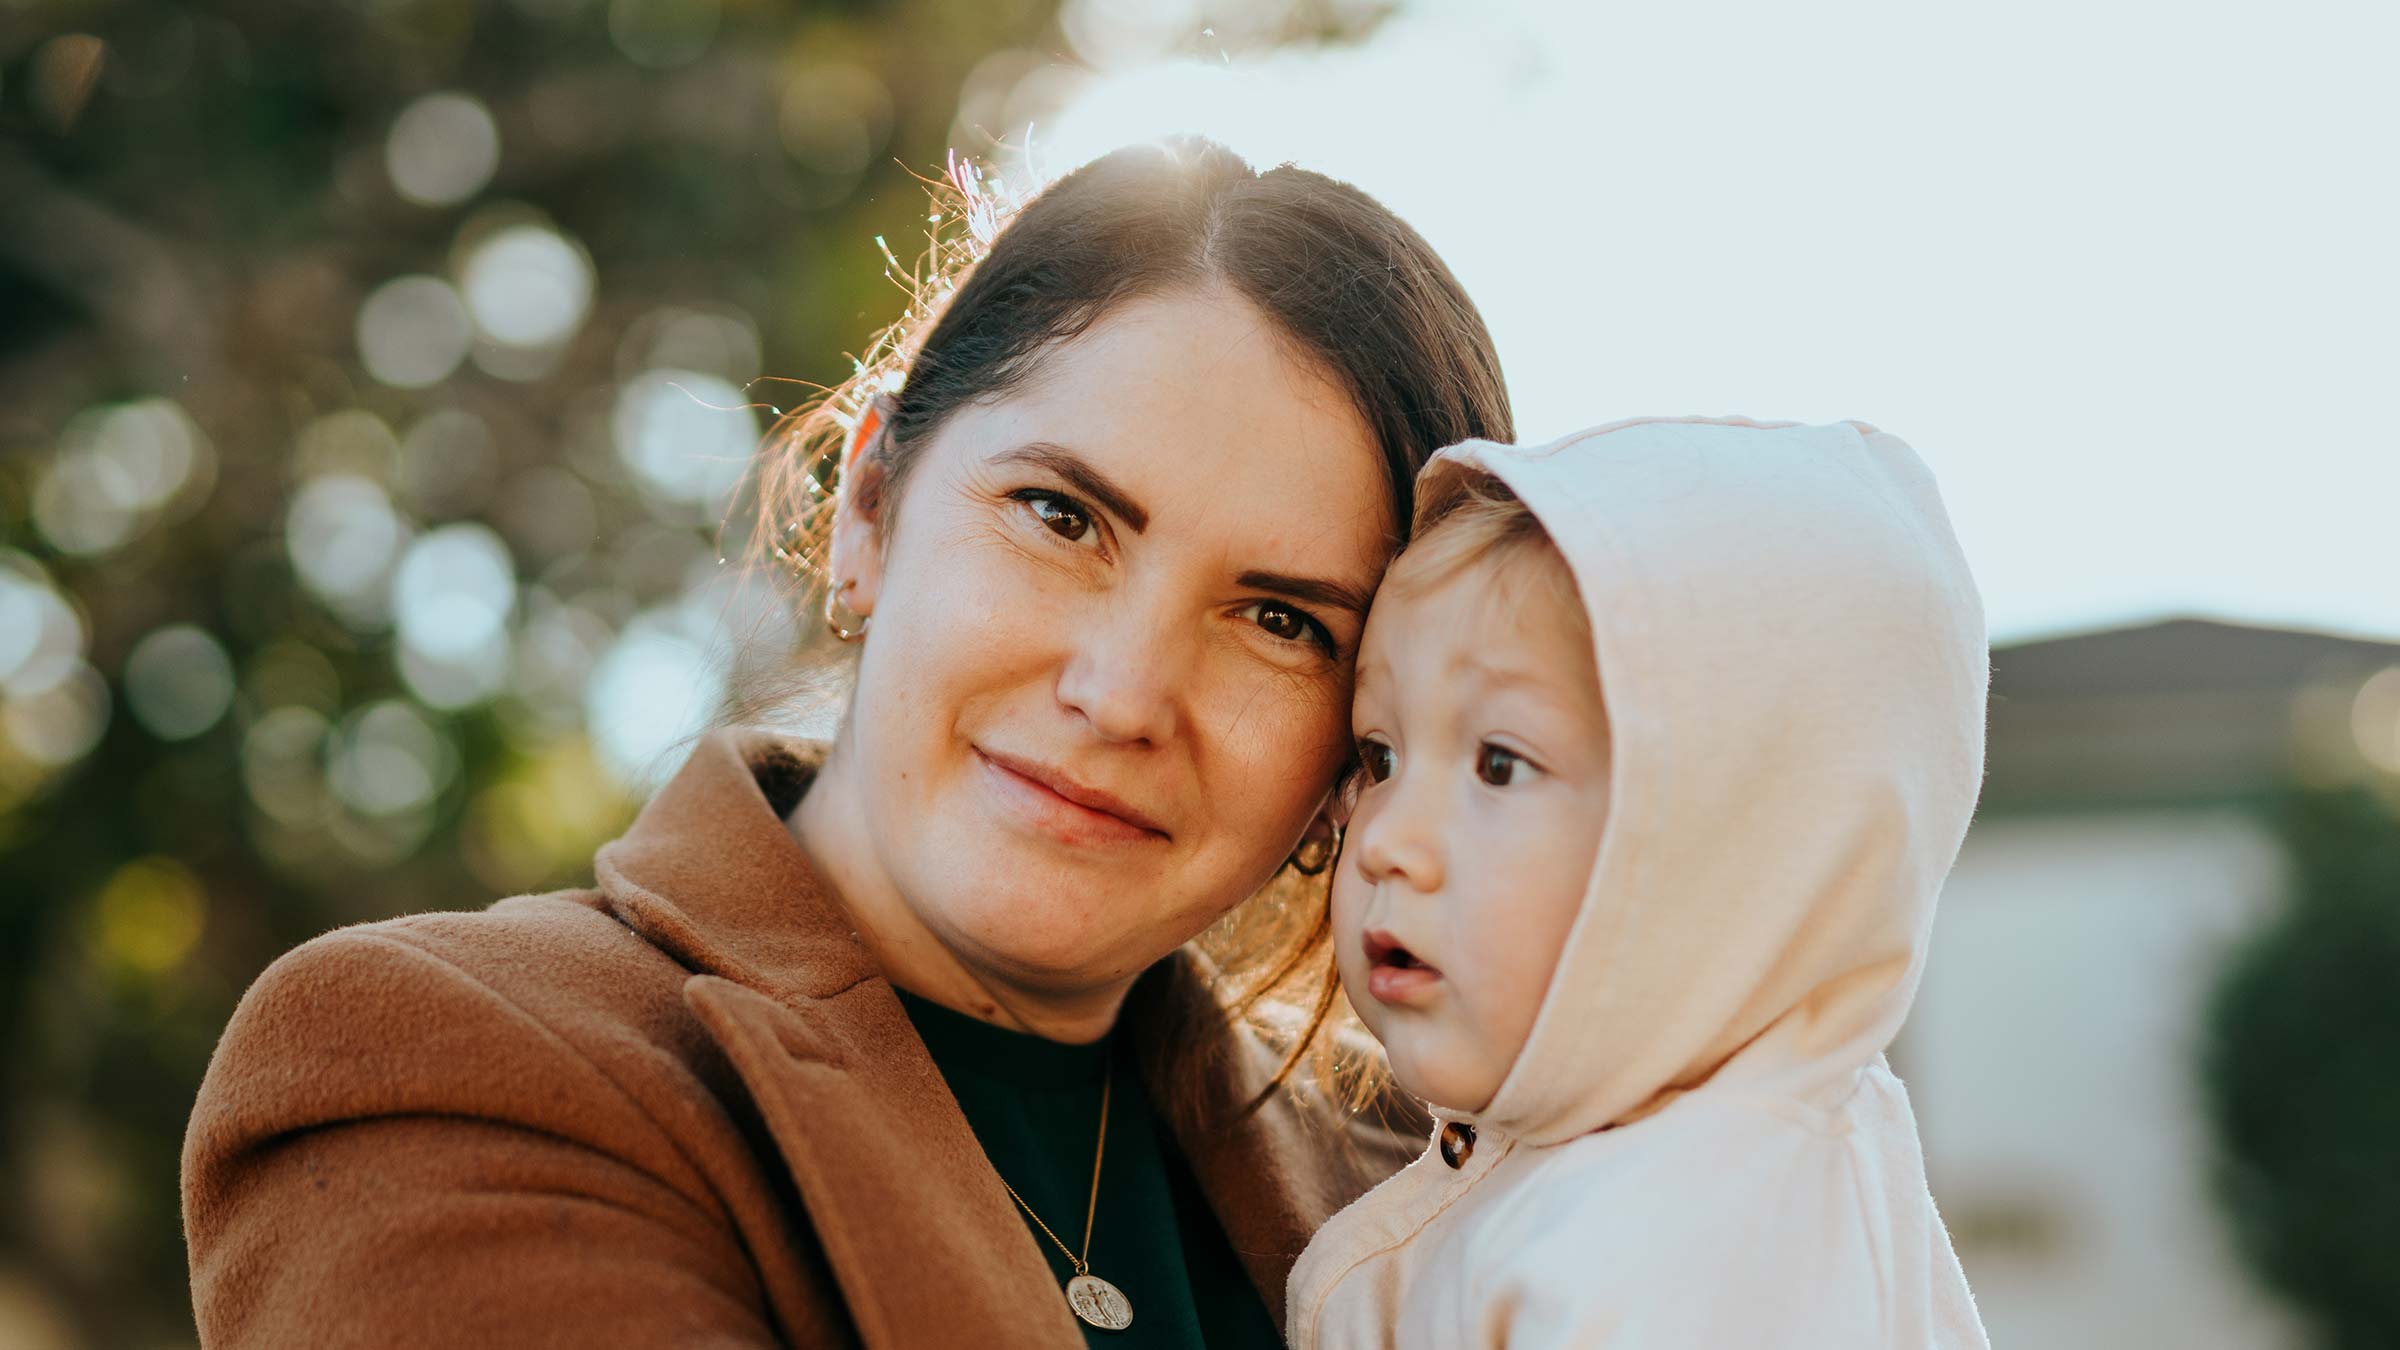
top-left (1351, 768), bottom-right (1444, 892)
top-left (1052, 605), bottom-right (1186, 747)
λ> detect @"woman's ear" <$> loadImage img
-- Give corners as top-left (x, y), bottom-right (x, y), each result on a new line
top-left (1290, 800), bottom-right (1343, 877)
top-left (825, 399), bottom-right (894, 616)
top-left (1323, 763), bottom-right (1363, 829)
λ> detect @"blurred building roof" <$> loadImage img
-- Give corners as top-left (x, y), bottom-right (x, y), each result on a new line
top-left (1985, 617), bottom-right (2400, 812)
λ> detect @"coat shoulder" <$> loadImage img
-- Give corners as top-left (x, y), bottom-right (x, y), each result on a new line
top-left (184, 888), bottom-right (731, 1197)
top-left (310, 888), bottom-right (699, 1038)
top-left (179, 892), bottom-right (831, 1347)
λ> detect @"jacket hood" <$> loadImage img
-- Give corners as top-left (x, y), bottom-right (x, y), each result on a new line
top-left (1433, 416), bottom-right (1989, 1146)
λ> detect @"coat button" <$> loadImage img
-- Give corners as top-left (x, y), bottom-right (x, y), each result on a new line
top-left (1439, 1121), bottom-right (1476, 1169)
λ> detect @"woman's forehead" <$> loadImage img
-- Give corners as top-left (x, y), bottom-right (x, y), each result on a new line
top-left (963, 286), bottom-right (1393, 564)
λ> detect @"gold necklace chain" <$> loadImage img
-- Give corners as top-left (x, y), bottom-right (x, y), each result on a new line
top-left (996, 1051), bottom-right (1111, 1277)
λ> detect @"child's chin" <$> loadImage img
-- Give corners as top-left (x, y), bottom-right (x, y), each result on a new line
top-left (1387, 1038), bottom-right (1500, 1116)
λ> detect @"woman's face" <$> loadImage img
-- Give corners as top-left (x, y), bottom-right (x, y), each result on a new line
top-left (830, 284), bottom-right (1390, 996)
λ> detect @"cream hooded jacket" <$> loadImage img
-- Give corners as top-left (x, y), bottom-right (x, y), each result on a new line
top-left (1287, 417), bottom-right (1992, 1349)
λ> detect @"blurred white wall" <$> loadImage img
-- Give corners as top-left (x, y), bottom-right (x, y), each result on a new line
top-left (1905, 811), bottom-right (2304, 1349)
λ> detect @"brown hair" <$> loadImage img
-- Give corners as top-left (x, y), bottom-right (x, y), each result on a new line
top-left (727, 136), bottom-right (1513, 1111)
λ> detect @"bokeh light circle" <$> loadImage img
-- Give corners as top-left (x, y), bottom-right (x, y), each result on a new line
top-left (123, 624), bottom-right (236, 741)
top-left (586, 608), bottom-right (727, 789)
top-left (287, 474), bottom-right (408, 616)
top-left (393, 523), bottom-right (518, 663)
top-left (4, 662), bottom-right (109, 766)
top-left (607, 0), bottom-right (720, 69)
top-left (241, 706), bottom-right (331, 825)
top-left (328, 699), bottom-right (458, 819)
top-left (460, 224), bottom-right (594, 349)
top-left (0, 562), bottom-right (87, 698)
top-left (386, 91), bottom-right (502, 208)
top-left (357, 275), bottom-right (473, 389)
top-left (611, 369), bottom-right (755, 508)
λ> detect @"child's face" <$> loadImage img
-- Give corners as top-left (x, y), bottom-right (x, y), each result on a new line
top-left (1332, 547), bottom-right (1612, 1113)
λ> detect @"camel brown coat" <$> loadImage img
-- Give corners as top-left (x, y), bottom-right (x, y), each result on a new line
top-left (182, 727), bottom-right (1421, 1348)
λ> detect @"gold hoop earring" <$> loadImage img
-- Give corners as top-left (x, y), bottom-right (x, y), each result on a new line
top-left (825, 579), bottom-right (870, 643)
top-left (1289, 826), bottom-right (1337, 877)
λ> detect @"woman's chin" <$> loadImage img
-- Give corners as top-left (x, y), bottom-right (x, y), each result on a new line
top-left (928, 892), bottom-right (1177, 993)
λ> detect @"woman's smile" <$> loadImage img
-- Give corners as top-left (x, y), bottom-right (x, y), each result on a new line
top-left (973, 746), bottom-right (1172, 848)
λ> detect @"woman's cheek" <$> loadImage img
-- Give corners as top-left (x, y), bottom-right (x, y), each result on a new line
top-left (886, 520), bottom-right (1072, 669)
top-left (1194, 665), bottom-right (1350, 858)
top-left (1213, 630), bottom-right (1354, 766)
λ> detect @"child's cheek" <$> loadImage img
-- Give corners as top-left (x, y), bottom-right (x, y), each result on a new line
top-left (1450, 888), bottom-right (1561, 1102)
top-left (1325, 851), bottom-right (1377, 1022)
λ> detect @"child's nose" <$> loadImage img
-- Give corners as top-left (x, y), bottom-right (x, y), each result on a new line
top-left (1351, 773), bottom-right (1444, 892)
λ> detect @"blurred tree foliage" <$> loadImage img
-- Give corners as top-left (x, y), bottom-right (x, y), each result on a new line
top-left (0, 0), bottom-right (1058, 1344)
top-left (0, 0), bottom-right (1392, 1341)
top-left (2201, 787), bottom-right (2400, 1350)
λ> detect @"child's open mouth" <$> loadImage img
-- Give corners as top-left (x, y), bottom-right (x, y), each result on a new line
top-left (1362, 929), bottom-right (1443, 1005)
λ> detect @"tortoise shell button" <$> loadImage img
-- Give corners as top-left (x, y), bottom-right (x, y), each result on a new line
top-left (1439, 1120), bottom-right (1476, 1169)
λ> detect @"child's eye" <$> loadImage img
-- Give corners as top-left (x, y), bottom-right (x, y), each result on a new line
top-left (1357, 737), bottom-right (1396, 784)
top-left (1010, 489), bottom-right (1096, 545)
top-left (1476, 743), bottom-right (1524, 787)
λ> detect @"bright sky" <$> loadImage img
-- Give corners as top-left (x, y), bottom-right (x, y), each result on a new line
top-left (1020, 0), bottom-right (2400, 642)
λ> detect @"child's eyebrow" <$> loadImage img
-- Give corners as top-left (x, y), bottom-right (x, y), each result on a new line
top-left (1449, 652), bottom-right (1581, 699)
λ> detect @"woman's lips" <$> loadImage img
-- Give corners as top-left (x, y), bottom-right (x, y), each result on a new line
top-left (1362, 928), bottom-right (1442, 1005)
top-left (974, 748), bottom-right (1169, 847)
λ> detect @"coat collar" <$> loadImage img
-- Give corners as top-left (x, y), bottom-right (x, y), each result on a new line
top-left (593, 725), bottom-right (877, 1005)
top-left (592, 725), bottom-right (1352, 1344)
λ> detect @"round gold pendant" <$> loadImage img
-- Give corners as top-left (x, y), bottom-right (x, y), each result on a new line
top-left (1065, 1273), bottom-right (1133, 1331)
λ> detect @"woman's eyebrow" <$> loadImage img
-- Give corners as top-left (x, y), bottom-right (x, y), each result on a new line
top-left (989, 442), bottom-right (1367, 618)
top-left (1238, 570), bottom-right (1374, 620)
top-left (990, 443), bottom-right (1149, 533)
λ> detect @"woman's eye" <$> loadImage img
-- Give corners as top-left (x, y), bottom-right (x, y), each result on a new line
top-left (1357, 738), bottom-right (1395, 784)
top-left (1014, 490), bottom-right (1095, 544)
top-left (1253, 602), bottom-right (1308, 642)
top-left (1238, 600), bottom-right (1336, 655)
top-left (1476, 743), bottom-right (1524, 787)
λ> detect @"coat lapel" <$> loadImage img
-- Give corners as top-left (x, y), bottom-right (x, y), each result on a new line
top-left (1125, 954), bottom-right (1428, 1326)
top-left (596, 728), bottom-right (1081, 1348)
top-left (593, 726), bottom-right (1417, 1344)
top-left (684, 974), bottom-right (1084, 1347)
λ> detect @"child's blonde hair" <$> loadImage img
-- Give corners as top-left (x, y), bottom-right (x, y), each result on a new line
top-left (1385, 463), bottom-right (1586, 627)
